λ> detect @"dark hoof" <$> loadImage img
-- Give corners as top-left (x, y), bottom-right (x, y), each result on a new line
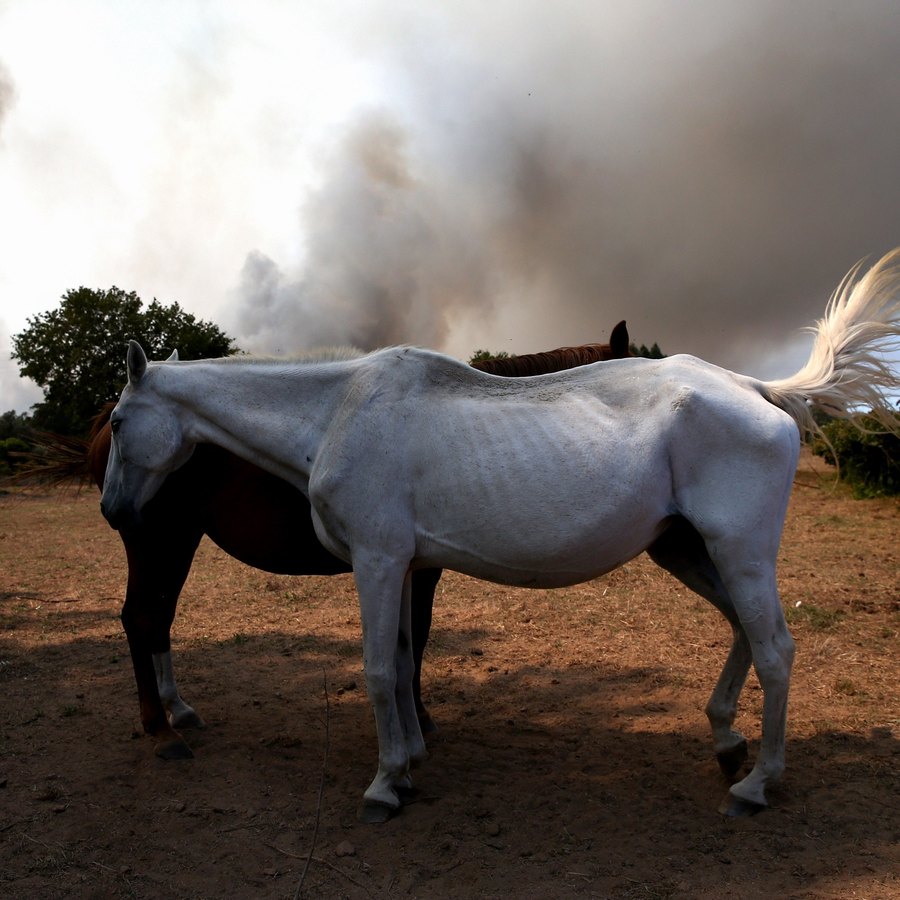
top-left (155, 737), bottom-right (194, 760)
top-left (719, 793), bottom-right (765, 818)
top-left (357, 799), bottom-right (399, 824)
top-left (716, 740), bottom-right (749, 779)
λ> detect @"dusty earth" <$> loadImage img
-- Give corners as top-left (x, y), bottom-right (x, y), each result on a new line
top-left (1, 450), bottom-right (897, 899)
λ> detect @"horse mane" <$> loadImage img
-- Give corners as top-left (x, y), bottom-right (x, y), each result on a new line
top-left (471, 321), bottom-right (630, 377)
top-left (181, 346), bottom-right (366, 366)
top-left (89, 402), bottom-right (116, 440)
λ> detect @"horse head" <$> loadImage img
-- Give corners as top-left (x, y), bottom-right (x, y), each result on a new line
top-left (100, 341), bottom-right (194, 531)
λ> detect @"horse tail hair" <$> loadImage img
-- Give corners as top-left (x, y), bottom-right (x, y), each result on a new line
top-left (10, 430), bottom-right (93, 487)
top-left (8, 403), bottom-right (115, 489)
top-left (760, 248), bottom-right (900, 442)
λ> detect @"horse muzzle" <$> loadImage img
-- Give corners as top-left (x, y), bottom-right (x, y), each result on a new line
top-left (100, 495), bottom-right (143, 532)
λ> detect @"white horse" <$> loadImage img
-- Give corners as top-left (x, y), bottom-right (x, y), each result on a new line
top-left (101, 251), bottom-right (900, 823)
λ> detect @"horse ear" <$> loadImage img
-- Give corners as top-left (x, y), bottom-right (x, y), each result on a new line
top-left (610, 320), bottom-right (629, 358)
top-left (166, 349), bottom-right (179, 362)
top-left (127, 340), bottom-right (148, 384)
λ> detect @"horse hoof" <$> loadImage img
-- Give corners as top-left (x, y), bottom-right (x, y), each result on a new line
top-left (155, 737), bottom-right (194, 760)
top-left (716, 739), bottom-right (749, 779)
top-left (357, 799), bottom-right (399, 824)
top-left (718, 793), bottom-right (765, 818)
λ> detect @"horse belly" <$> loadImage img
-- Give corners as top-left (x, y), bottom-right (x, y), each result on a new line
top-left (411, 439), bottom-right (671, 588)
top-left (416, 513), bottom-right (667, 588)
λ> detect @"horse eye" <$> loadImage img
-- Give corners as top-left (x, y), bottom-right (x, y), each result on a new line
top-left (110, 419), bottom-right (122, 434)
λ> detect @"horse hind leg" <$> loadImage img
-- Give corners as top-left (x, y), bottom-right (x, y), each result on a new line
top-left (647, 519), bottom-right (753, 778)
top-left (712, 550), bottom-right (794, 816)
top-left (410, 567), bottom-right (442, 736)
top-left (655, 398), bottom-right (799, 815)
top-left (676, 516), bottom-right (795, 816)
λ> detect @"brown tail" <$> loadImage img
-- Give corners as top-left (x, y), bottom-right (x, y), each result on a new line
top-left (8, 430), bottom-right (93, 487)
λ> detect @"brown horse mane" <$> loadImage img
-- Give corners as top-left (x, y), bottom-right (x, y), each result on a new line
top-left (89, 402), bottom-right (116, 441)
top-left (471, 320), bottom-right (630, 377)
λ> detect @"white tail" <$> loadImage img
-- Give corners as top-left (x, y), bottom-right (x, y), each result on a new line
top-left (762, 248), bottom-right (900, 441)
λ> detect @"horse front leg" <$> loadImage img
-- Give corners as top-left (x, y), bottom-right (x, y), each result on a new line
top-left (395, 573), bottom-right (428, 775)
top-left (354, 559), bottom-right (426, 823)
top-left (410, 567), bottom-right (442, 735)
top-left (120, 530), bottom-right (201, 759)
top-left (121, 592), bottom-right (192, 760)
top-left (152, 651), bottom-right (205, 730)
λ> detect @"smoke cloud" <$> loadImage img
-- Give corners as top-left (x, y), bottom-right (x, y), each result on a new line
top-left (0, 61), bottom-right (14, 137)
top-left (228, 1), bottom-right (900, 377)
top-left (233, 114), bottom-right (497, 353)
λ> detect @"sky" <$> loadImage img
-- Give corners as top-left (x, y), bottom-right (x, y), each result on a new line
top-left (2, 0), bottom-right (900, 414)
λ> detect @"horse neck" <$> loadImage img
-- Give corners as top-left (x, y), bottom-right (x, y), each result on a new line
top-left (160, 360), bottom-right (351, 490)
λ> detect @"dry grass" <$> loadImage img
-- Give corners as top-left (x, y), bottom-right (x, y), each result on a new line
top-left (0, 449), bottom-right (897, 899)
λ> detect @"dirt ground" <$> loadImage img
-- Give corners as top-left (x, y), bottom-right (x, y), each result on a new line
top-left (1, 449), bottom-right (897, 899)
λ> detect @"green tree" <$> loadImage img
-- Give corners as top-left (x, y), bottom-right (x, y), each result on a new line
top-left (0, 409), bottom-right (32, 440)
top-left (469, 349), bottom-right (513, 364)
top-left (629, 342), bottom-right (666, 359)
top-left (11, 287), bottom-right (237, 435)
top-left (0, 411), bottom-right (33, 477)
top-left (0, 436), bottom-right (30, 478)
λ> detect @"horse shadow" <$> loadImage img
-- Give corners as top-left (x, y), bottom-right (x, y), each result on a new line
top-left (2, 602), bottom-right (896, 899)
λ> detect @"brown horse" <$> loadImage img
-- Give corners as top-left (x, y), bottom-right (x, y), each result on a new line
top-left (52, 322), bottom-right (629, 759)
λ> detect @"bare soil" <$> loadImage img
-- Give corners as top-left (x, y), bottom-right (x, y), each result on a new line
top-left (1, 450), bottom-right (897, 899)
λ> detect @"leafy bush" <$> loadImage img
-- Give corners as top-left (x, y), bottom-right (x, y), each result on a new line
top-left (812, 412), bottom-right (900, 497)
top-left (629, 342), bottom-right (666, 359)
top-left (469, 349), bottom-right (512, 364)
top-left (0, 436), bottom-right (31, 478)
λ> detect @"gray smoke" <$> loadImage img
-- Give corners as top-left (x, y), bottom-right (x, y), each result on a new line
top-left (233, 114), bottom-right (497, 353)
top-left (0, 61), bottom-right (14, 137)
top-left (230, 1), bottom-right (900, 377)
